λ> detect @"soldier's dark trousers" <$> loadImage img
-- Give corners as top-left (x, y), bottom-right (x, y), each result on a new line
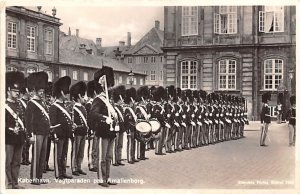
top-left (6, 144), bottom-right (23, 188)
top-left (260, 123), bottom-right (269, 145)
top-left (71, 135), bottom-right (86, 172)
top-left (89, 135), bottom-right (100, 170)
top-left (127, 131), bottom-right (136, 162)
top-left (44, 135), bottom-right (51, 170)
top-left (54, 138), bottom-right (69, 178)
top-left (113, 132), bottom-right (124, 164)
top-left (184, 125), bottom-right (192, 148)
top-left (98, 137), bottom-right (115, 183)
top-left (31, 134), bottom-right (48, 179)
top-left (22, 141), bottom-right (30, 163)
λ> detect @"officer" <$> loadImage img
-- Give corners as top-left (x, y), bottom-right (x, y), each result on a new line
top-left (5, 71), bottom-right (26, 189)
top-left (70, 81), bottom-right (88, 176)
top-left (89, 66), bottom-right (118, 187)
top-left (287, 96), bottom-right (296, 146)
top-left (49, 76), bottom-right (73, 179)
top-left (260, 92), bottom-right (271, 146)
top-left (25, 71), bottom-right (50, 185)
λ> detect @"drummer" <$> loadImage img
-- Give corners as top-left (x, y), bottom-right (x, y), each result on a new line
top-left (136, 86), bottom-right (152, 160)
top-left (123, 88), bottom-right (139, 164)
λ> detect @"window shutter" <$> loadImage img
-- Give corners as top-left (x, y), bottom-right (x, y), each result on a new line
top-left (259, 11), bottom-right (265, 32)
top-left (214, 13), bottom-right (220, 34)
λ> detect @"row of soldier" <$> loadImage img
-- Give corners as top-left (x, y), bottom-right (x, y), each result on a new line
top-left (5, 66), bottom-right (248, 189)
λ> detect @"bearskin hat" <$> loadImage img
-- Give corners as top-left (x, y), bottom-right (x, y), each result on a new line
top-left (125, 87), bottom-right (136, 104)
top-left (93, 66), bottom-right (115, 93)
top-left (290, 96), bottom-right (296, 105)
top-left (6, 71), bottom-right (25, 92)
top-left (153, 86), bottom-right (164, 102)
top-left (27, 71), bottom-right (48, 92)
top-left (137, 86), bottom-right (150, 102)
top-left (20, 77), bottom-right (28, 94)
top-left (149, 86), bottom-right (156, 100)
top-left (70, 81), bottom-right (87, 101)
top-left (175, 87), bottom-right (182, 101)
top-left (262, 92), bottom-right (271, 103)
top-left (45, 82), bottom-right (53, 97)
top-left (87, 81), bottom-right (95, 98)
top-left (52, 76), bottom-right (71, 98)
top-left (112, 85), bottom-right (126, 102)
top-left (199, 90), bottom-right (207, 101)
top-left (166, 85), bottom-right (175, 100)
top-left (185, 89), bottom-right (193, 102)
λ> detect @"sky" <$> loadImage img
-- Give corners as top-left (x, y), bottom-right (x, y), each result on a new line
top-left (30, 6), bottom-right (164, 47)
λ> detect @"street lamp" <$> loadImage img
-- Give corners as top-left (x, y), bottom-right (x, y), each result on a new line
top-left (128, 69), bottom-right (134, 87)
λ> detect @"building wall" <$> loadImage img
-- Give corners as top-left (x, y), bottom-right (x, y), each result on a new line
top-left (124, 54), bottom-right (164, 86)
top-left (163, 6), bottom-right (296, 120)
top-left (6, 7), bottom-right (60, 78)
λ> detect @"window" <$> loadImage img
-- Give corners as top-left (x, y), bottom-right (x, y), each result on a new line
top-left (61, 69), bottom-right (67, 77)
top-left (7, 66), bottom-right (18, 72)
top-left (27, 26), bottom-right (36, 52)
top-left (27, 67), bottom-right (37, 75)
top-left (144, 57), bottom-right (149, 63)
top-left (150, 71), bottom-right (156, 81)
top-left (83, 72), bottom-right (88, 81)
top-left (136, 57), bottom-right (141, 64)
top-left (218, 59), bottom-right (236, 90)
top-left (181, 60), bottom-right (197, 89)
top-left (45, 28), bottom-right (53, 55)
top-left (118, 76), bottom-right (123, 84)
top-left (160, 71), bottom-right (163, 81)
top-left (160, 56), bottom-right (163, 62)
top-left (128, 57), bottom-right (133, 63)
top-left (151, 56), bottom-right (156, 63)
top-left (144, 71), bottom-right (148, 81)
top-left (214, 6), bottom-right (237, 34)
top-left (133, 78), bottom-right (137, 85)
top-left (7, 22), bottom-right (17, 49)
top-left (127, 77), bottom-right (131, 85)
top-left (73, 70), bottom-right (78, 80)
top-left (182, 6), bottom-right (198, 36)
top-left (259, 6), bottom-right (284, 33)
top-left (140, 78), bottom-right (144, 85)
top-left (45, 70), bottom-right (53, 82)
top-left (264, 59), bottom-right (283, 90)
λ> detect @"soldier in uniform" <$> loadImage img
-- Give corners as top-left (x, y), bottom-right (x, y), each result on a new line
top-left (86, 80), bottom-right (98, 172)
top-left (25, 72), bottom-right (50, 185)
top-left (5, 71), bottom-right (26, 189)
top-left (19, 77), bottom-right (31, 165)
top-left (89, 66), bottom-right (118, 187)
top-left (70, 81), bottom-right (88, 176)
top-left (49, 76), bottom-right (73, 179)
top-left (44, 82), bottom-right (55, 172)
top-left (112, 85), bottom-right (126, 166)
top-left (260, 92), bottom-right (271, 146)
top-left (124, 87), bottom-right (139, 164)
top-left (287, 96), bottom-right (296, 146)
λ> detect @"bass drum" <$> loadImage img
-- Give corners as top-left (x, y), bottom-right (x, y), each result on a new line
top-left (149, 119), bottom-right (161, 135)
top-left (135, 120), bottom-right (152, 142)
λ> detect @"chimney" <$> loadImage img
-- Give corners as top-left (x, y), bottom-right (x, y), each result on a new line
top-left (68, 27), bottom-right (71, 36)
top-left (119, 41), bottom-right (125, 47)
top-left (96, 38), bottom-right (102, 47)
top-left (155, 20), bottom-right (160, 29)
top-left (76, 29), bottom-right (79, 37)
top-left (127, 32), bottom-right (131, 47)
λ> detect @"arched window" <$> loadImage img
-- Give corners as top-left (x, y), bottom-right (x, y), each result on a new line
top-left (218, 59), bottom-right (236, 90)
top-left (7, 66), bottom-right (18, 72)
top-left (45, 70), bottom-right (53, 82)
top-left (264, 59), bottom-right (283, 90)
top-left (27, 67), bottom-right (37, 74)
top-left (181, 60), bottom-right (197, 89)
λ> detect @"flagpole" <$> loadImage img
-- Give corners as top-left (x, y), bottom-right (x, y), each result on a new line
top-left (103, 75), bottom-right (114, 131)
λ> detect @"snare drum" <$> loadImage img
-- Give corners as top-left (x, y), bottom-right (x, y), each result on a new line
top-left (149, 119), bottom-right (161, 134)
top-left (135, 120), bottom-right (152, 142)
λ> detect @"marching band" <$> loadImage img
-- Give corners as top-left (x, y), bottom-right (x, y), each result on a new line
top-left (5, 67), bottom-right (250, 189)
